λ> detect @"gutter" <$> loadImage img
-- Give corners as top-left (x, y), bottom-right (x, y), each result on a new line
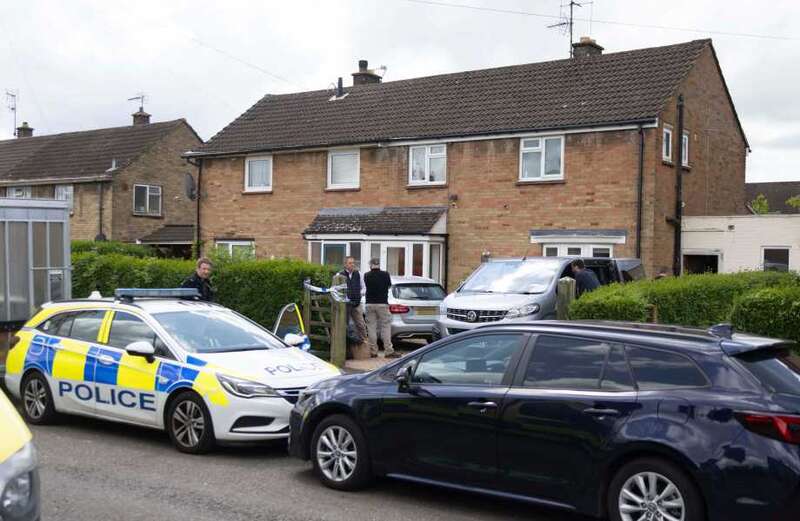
top-left (0, 174), bottom-right (113, 187)
top-left (635, 125), bottom-right (645, 258)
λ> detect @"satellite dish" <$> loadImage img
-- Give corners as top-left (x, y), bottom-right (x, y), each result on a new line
top-left (184, 173), bottom-right (197, 200)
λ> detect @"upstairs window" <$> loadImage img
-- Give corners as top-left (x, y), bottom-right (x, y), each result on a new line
top-left (662, 125), bottom-right (673, 162)
top-left (681, 131), bottom-right (690, 167)
top-left (133, 184), bottom-right (162, 216)
top-left (7, 186), bottom-right (31, 199)
top-left (327, 149), bottom-right (360, 189)
top-left (409, 145), bottom-right (447, 186)
top-left (520, 136), bottom-right (563, 181)
top-left (245, 156), bottom-right (272, 192)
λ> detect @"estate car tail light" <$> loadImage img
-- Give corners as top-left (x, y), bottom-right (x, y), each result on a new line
top-left (735, 411), bottom-right (800, 445)
top-left (389, 304), bottom-right (410, 314)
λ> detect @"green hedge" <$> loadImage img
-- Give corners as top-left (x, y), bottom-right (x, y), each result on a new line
top-left (569, 271), bottom-right (800, 334)
top-left (731, 287), bottom-right (800, 342)
top-left (72, 252), bottom-right (337, 331)
top-left (72, 240), bottom-right (155, 258)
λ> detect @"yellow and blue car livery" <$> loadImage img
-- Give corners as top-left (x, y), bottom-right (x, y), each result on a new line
top-left (0, 390), bottom-right (40, 521)
top-left (4, 294), bottom-right (340, 452)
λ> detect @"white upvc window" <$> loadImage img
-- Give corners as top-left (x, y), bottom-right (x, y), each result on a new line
top-left (409, 144), bottom-right (447, 185)
top-left (681, 131), bottom-right (690, 167)
top-left (519, 136), bottom-right (564, 181)
top-left (216, 240), bottom-right (255, 257)
top-left (7, 186), bottom-right (31, 199)
top-left (663, 125), bottom-right (673, 162)
top-left (133, 184), bottom-right (162, 216)
top-left (543, 244), bottom-right (614, 258)
top-left (327, 149), bottom-right (360, 189)
top-left (245, 155), bottom-right (273, 192)
top-left (55, 184), bottom-right (74, 209)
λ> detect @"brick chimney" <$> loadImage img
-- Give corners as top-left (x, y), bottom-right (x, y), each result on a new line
top-left (572, 36), bottom-right (604, 58)
top-left (16, 121), bottom-right (33, 138)
top-left (132, 108), bottom-right (151, 125)
top-left (352, 59), bottom-right (382, 85)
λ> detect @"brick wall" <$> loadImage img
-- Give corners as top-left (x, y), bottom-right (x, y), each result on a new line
top-left (69, 181), bottom-right (113, 241)
top-left (111, 123), bottom-right (200, 242)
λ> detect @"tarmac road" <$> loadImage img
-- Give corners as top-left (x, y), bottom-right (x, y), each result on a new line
top-left (26, 413), bottom-right (593, 521)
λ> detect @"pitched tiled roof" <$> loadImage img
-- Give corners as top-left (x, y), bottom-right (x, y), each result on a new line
top-left (195, 40), bottom-right (712, 156)
top-left (304, 207), bottom-right (447, 235)
top-left (0, 120), bottom-right (188, 184)
top-left (139, 224), bottom-right (195, 244)
top-left (746, 182), bottom-right (800, 214)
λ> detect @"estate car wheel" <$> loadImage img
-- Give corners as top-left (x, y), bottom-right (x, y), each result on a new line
top-left (166, 391), bottom-right (215, 454)
top-left (310, 414), bottom-right (372, 490)
top-left (608, 457), bottom-right (705, 521)
top-left (21, 372), bottom-right (58, 425)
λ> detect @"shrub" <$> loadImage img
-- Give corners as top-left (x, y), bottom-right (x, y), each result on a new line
top-left (731, 287), bottom-right (800, 341)
top-left (569, 283), bottom-right (648, 322)
top-left (72, 240), bottom-right (155, 258)
top-left (71, 252), bottom-right (338, 331)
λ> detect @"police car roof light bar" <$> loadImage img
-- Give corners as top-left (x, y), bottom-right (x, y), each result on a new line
top-left (114, 288), bottom-right (200, 302)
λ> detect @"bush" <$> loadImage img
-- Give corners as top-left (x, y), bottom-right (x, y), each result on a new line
top-left (71, 252), bottom-right (338, 331)
top-left (72, 240), bottom-right (155, 258)
top-left (569, 271), bottom-right (800, 328)
top-left (731, 287), bottom-right (800, 342)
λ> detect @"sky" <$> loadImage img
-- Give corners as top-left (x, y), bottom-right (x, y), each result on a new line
top-left (0, 0), bottom-right (798, 182)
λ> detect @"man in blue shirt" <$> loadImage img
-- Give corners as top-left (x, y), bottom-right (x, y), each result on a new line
top-left (571, 258), bottom-right (601, 297)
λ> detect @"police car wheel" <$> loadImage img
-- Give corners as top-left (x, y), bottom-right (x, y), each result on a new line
top-left (166, 392), bottom-right (215, 454)
top-left (311, 414), bottom-right (371, 491)
top-left (21, 372), bottom-right (58, 425)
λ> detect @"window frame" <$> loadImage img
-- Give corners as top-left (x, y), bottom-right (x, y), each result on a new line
top-left (762, 246), bottom-right (790, 272)
top-left (7, 186), bottom-right (32, 199)
top-left (327, 149), bottom-right (360, 190)
top-left (55, 184), bottom-right (74, 211)
top-left (518, 136), bottom-right (565, 182)
top-left (541, 243), bottom-right (615, 258)
top-left (409, 332), bottom-right (529, 387)
top-left (681, 130), bottom-right (690, 167)
top-left (408, 144), bottom-right (447, 186)
top-left (662, 125), bottom-right (673, 162)
top-left (132, 184), bottom-right (162, 216)
top-left (215, 240), bottom-right (255, 256)
top-left (243, 155), bottom-right (273, 193)
top-left (625, 344), bottom-right (711, 391)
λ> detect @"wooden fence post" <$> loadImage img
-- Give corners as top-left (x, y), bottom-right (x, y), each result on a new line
top-left (302, 283), bottom-right (311, 336)
top-left (330, 273), bottom-right (348, 368)
top-left (556, 277), bottom-right (576, 320)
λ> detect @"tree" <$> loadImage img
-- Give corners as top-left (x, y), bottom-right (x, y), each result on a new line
top-left (750, 193), bottom-right (770, 214)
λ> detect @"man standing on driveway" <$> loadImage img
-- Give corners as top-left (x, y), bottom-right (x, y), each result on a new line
top-left (181, 257), bottom-right (215, 302)
top-left (339, 256), bottom-right (368, 348)
top-left (571, 258), bottom-right (601, 297)
top-left (364, 258), bottom-right (398, 358)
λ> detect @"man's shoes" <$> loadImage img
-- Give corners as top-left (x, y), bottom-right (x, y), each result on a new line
top-left (385, 352), bottom-right (401, 359)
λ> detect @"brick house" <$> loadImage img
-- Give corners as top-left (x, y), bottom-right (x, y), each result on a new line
top-left (186, 38), bottom-right (748, 288)
top-left (0, 111), bottom-right (201, 256)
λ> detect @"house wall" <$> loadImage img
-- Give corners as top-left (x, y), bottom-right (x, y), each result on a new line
top-left (200, 130), bottom-right (643, 289)
top-left (110, 123), bottom-right (200, 242)
top-left (70, 181), bottom-right (113, 240)
top-left (683, 215), bottom-right (800, 272)
top-left (649, 45), bottom-right (749, 276)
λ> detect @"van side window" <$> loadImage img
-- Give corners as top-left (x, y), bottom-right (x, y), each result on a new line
top-left (626, 346), bottom-right (708, 390)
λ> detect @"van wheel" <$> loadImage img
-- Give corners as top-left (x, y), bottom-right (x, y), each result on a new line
top-left (311, 414), bottom-right (372, 490)
top-left (21, 372), bottom-right (58, 425)
top-left (608, 457), bottom-right (705, 521)
top-left (166, 391), bottom-right (215, 454)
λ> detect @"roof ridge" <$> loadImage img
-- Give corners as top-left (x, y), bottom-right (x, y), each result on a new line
top-left (0, 119), bottom-right (184, 145)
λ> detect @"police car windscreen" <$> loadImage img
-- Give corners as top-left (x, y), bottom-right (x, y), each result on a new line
top-left (460, 259), bottom-right (561, 295)
top-left (153, 310), bottom-right (285, 353)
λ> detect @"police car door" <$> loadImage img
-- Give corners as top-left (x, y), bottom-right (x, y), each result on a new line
top-left (95, 311), bottom-right (163, 426)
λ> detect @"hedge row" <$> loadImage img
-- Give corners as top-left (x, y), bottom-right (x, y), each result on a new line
top-left (72, 252), bottom-right (337, 331)
top-left (569, 271), bottom-right (800, 340)
top-left (72, 240), bottom-right (155, 258)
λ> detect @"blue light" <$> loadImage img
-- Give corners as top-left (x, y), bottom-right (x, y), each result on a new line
top-left (114, 288), bottom-right (200, 300)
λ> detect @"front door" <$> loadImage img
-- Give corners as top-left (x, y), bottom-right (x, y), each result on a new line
top-left (379, 332), bottom-right (528, 488)
top-left (498, 335), bottom-right (638, 505)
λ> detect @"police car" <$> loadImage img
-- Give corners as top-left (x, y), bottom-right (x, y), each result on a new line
top-left (4, 289), bottom-right (340, 454)
top-left (0, 390), bottom-right (39, 521)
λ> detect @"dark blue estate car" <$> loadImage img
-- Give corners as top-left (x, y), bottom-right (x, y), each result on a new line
top-left (289, 321), bottom-right (800, 521)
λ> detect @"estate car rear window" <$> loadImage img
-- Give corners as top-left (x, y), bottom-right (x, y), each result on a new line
top-left (154, 309), bottom-right (284, 353)
top-left (736, 347), bottom-right (800, 395)
top-left (392, 284), bottom-right (446, 300)
top-left (626, 346), bottom-right (708, 390)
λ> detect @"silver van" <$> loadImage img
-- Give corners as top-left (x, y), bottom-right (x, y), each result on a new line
top-left (434, 257), bottom-right (641, 338)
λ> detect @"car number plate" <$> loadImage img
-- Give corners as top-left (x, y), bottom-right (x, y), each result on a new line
top-left (414, 307), bottom-right (438, 315)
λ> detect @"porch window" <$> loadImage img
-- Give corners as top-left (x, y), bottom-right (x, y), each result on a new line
top-left (519, 136), bottom-right (563, 181)
top-left (542, 244), bottom-right (615, 258)
top-left (245, 155), bottom-right (272, 192)
top-left (6, 186), bottom-right (31, 199)
top-left (409, 145), bottom-right (446, 186)
top-left (133, 184), bottom-right (161, 216)
top-left (327, 149), bottom-right (360, 189)
top-left (55, 184), bottom-right (74, 210)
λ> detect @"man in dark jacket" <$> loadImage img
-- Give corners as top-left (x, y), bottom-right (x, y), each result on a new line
top-left (182, 257), bottom-right (215, 302)
top-left (571, 258), bottom-right (601, 297)
top-left (364, 258), bottom-right (397, 358)
top-left (338, 256), bottom-right (367, 346)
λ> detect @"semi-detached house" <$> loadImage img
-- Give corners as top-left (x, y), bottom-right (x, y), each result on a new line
top-left (187, 38), bottom-right (748, 288)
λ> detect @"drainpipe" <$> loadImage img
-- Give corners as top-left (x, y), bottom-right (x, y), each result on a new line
top-left (196, 159), bottom-right (203, 258)
top-left (672, 94), bottom-right (685, 276)
top-left (635, 125), bottom-right (644, 259)
top-left (95, 182), bottom-right (107, 241)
